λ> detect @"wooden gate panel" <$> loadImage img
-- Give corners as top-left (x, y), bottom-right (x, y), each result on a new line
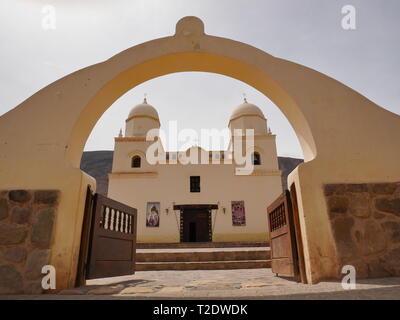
top-left (95, 238), bottom-right (133, 260)
top-left (267, 190), bottom-right (299, 279)
top-left (75, 186), bottom-right (96, 286)
top-left (270, 233), bottom-right (291, 258)
top-left (86, 193), bottom-right (137, 280)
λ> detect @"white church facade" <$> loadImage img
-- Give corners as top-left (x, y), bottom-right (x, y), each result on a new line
top-left (107, 99), bottom-right (283, 243)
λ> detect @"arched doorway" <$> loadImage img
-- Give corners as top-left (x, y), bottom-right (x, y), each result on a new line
top-left (1, 16), bottom-right (399, 292)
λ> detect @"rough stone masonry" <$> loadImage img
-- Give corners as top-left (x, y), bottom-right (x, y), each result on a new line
top-left (0, 190), bottom-right (60, 294)
top-left (325, 182), bottom-right (400, 278)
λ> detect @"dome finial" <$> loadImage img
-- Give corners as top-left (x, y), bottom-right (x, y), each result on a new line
top-left (243, 93), bottom-right (248, 103)
top-left (118, 128), bottom-right (123, 138)
top-left (230, 99), bottom-right (266, 122)
top-left (143, 93), bottom-right (148, 104)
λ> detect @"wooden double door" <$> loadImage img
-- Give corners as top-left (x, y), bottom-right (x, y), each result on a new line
top-left (181, 208), bottom-right (212, 243)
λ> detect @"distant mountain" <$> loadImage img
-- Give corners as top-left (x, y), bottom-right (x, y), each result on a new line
top-left (80, 151), bottom-right (303, 196)
top-left (277, 156), bottom-right (304, 190)
top-left (80, 151), bottom-right (114, 195)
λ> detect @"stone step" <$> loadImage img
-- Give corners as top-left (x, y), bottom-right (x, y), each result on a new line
top-left (135, 259), bottom-right (271, 271)
top-left (136, 248), bottom-right (271, 262)
top-left (136, 241), bottom-right (269, 249)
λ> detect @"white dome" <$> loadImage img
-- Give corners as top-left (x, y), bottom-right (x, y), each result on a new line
top-left (230, 100), bottom-right (266, 122)
top-left (127, 98), bottom-right (159, 121)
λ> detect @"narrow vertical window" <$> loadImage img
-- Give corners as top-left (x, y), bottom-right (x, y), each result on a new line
top-left (252, 152), bottom-right (261, 165)
top-left (132, 156), bottom-right (141, 168)
top-left (190, 176), bottom-right (200, 193)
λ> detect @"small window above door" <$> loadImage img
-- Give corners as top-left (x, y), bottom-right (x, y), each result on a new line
top-left (190, 176), bottom-right (200, 193)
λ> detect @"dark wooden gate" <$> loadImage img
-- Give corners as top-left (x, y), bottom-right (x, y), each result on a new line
top-left (76, 186), bottom-right (137, 285)
top-left (267, 190), bottom-right (300, 280)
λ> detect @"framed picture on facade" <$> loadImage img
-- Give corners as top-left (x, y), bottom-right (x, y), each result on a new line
top-left (146, 202), bottom-right (160, 227)
top-left (231, 201), bottom-right (246, 226)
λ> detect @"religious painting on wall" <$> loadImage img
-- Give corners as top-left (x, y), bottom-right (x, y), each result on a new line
top-left (231, 201), bottom-right (246, 226)
top-left (146, 202), bottom-right (160, 227)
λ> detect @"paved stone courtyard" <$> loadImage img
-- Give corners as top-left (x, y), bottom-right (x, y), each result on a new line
top-left (3, 268), bottom-right (400, 299)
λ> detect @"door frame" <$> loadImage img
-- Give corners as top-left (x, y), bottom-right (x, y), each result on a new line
top-left (174, 204), bottom-right (217, 243)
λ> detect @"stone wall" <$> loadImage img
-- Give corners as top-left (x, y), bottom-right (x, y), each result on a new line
top-left (325, 183), bottom-right (400, 278)
top-left (0, 190), bottom-right (60, 294)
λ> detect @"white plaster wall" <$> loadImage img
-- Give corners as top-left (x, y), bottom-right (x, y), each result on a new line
top-left (108, 133), bottom-right (282, 243)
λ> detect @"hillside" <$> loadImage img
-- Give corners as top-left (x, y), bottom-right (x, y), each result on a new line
top-left (80, 151), bottom-right (303, 195)
top-left (80, 151), bottom-right (114, 195)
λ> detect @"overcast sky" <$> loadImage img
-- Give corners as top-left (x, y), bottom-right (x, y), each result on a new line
top-left (1, 0), bottom-right (399, 158)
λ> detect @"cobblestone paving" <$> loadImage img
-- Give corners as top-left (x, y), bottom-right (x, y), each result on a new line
top-left (3, 269), bottom-right (400, 299)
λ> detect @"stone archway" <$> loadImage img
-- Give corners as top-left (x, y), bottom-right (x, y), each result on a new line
top-left (1, 17), bottom-right (400, 293)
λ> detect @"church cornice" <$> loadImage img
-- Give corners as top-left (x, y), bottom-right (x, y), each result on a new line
top-left (228, 114), bottom-right (267, 123)
top-left (108, 172), bottom-right (158, 179)
top-left (115, 137), bottom-right (159, 142)
top-left (254, 134), bottom-right (276, 140)
top-left (229, 133), bottom-right (276, 140)
top-left (125, 114), bottom-right (161, 125)
top-left (235, 169), bottom-right (281, 177)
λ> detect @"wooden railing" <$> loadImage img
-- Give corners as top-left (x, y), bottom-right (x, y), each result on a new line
top-left (268, 200), bottom-right (287, 232)
top-left (99, 204), bottom-right (135, 234)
